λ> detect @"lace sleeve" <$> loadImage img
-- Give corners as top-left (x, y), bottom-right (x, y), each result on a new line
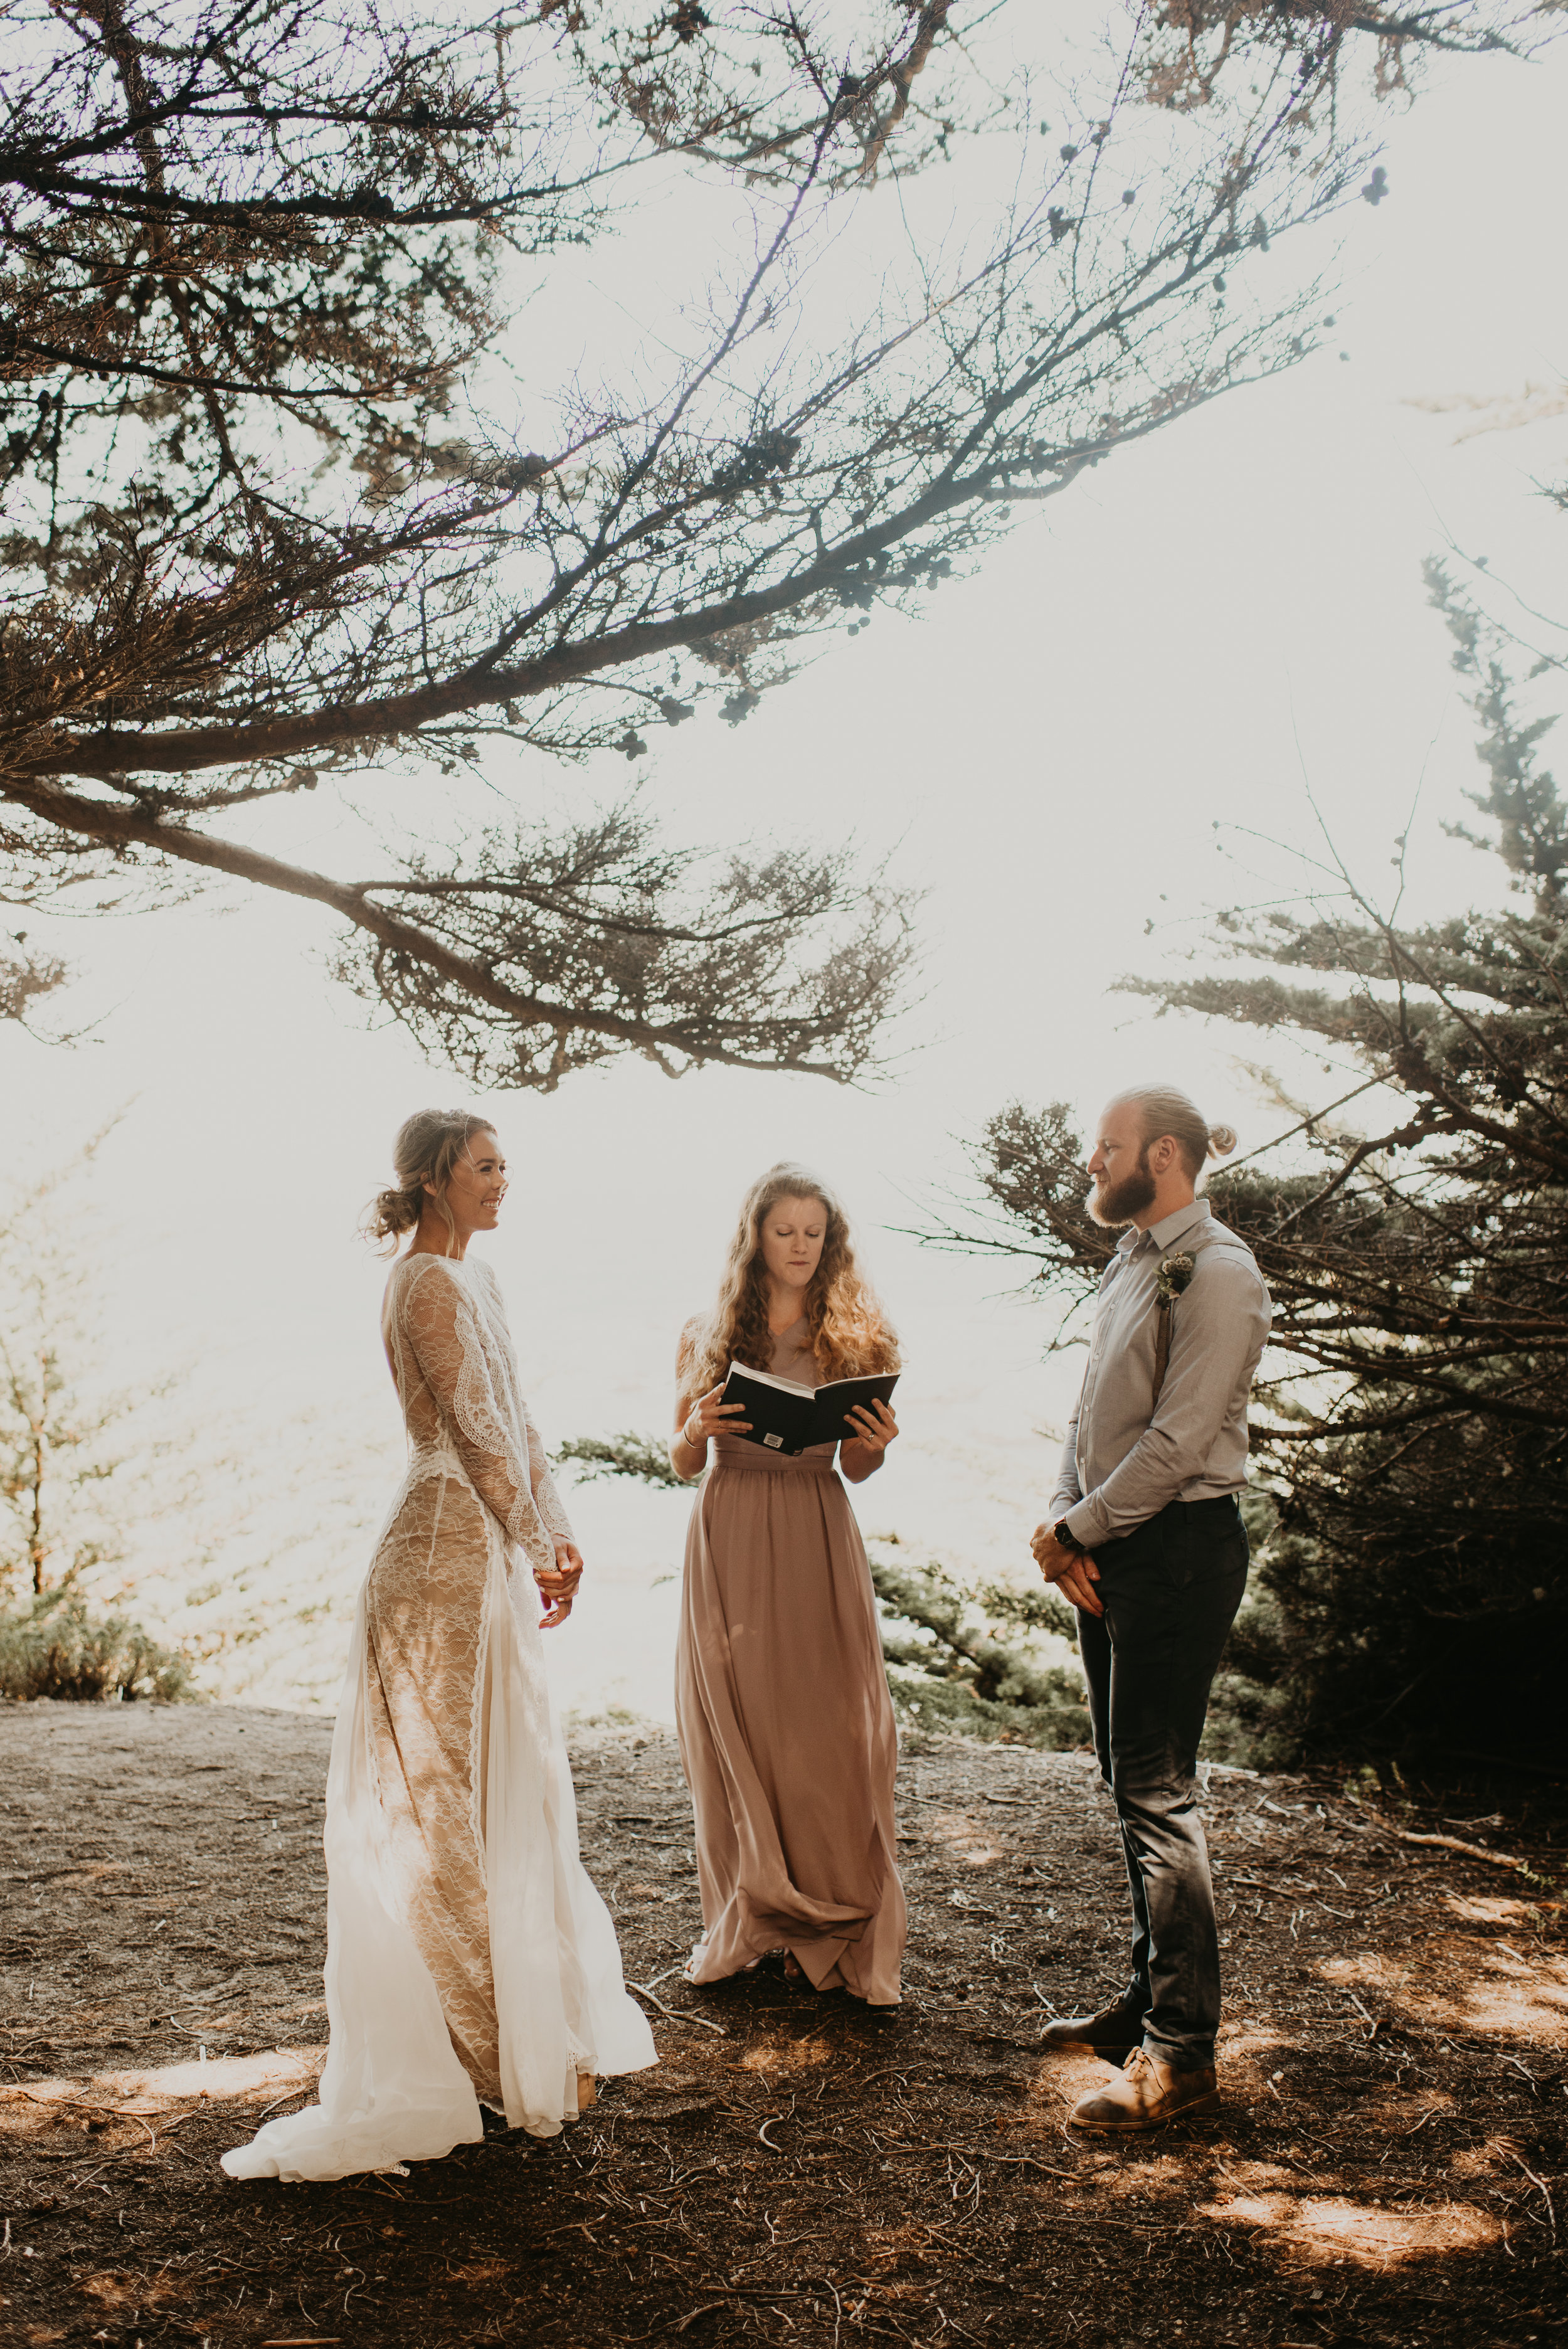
top-left (398, 1262), bottom-right (558, 1569)
top-left (469, 1259), bottom-right (575, 1546)
top-left (524, 1409), bottom-right (575, 1544)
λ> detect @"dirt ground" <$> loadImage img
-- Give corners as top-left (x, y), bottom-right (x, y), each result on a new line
top-left (1, 1701), bottom-right (1564, 2349)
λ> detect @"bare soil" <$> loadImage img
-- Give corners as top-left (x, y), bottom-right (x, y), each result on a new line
top-left (1, 1700), bottom-right (1564, 2349)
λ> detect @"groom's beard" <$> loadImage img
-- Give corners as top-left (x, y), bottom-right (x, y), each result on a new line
top-left (1088, 1153), bottom-right (1157, 1228)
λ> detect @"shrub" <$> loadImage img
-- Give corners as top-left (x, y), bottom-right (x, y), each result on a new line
top-left (555, 1432), bottom-right (688, 1490)
top-left (871, 1550), bottom-right (1091, 1750)
top-left (0, 1591), bottom-right (198, 1702)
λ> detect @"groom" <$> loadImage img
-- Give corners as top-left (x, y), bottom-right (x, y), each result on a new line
top-left (1030, 1086), bottom-right (1270, 2131)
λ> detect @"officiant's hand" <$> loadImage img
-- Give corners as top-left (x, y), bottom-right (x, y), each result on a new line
top-left (845, 1397), bottom-right (899, 1455)
top-left (682, 1385), bottom-right (752, 1445)
top-left (1030, 1520), bottom-right (1103, 1618)
top-left (840, 1397), bottom-right (898, 1483)
top-left (536, 1539), bottom-right (585, 1629)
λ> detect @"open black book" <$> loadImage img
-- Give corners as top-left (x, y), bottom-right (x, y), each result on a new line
top-left (719, 1362), bottom-right (900, 1457)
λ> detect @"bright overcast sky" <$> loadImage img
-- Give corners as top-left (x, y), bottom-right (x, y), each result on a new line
top-left (6, 20), bottom-right (1566, 1720)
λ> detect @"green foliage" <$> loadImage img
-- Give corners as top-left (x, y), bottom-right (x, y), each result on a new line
top-left (870, 1550), bottom-right (1091, 1750)
top-left (556, 1432), bottom-right (687, 1490)
top-left (0, 1591), bottom-right (196, 1703)
top-left (548, 1431), bottom-right (1091, 1749)
top-left (932, 568), bottom-right (1568, 1768)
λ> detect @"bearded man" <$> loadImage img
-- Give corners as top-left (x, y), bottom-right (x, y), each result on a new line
top-left (1031, 1085), bottom-right (1271, 2132)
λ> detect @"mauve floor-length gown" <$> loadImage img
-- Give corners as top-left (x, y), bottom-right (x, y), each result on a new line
top-left (675, 1322), bottom-right (906, 2004)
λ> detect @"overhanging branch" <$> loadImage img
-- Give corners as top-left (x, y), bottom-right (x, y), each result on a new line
top-left (14, 459), bottom-right (1098, 783)
top-left (0, 772), bottom-right (851, 1076)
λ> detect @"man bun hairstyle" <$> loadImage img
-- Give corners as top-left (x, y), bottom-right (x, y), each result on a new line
top-left (364, 1108), bottom-right (496, 1254)
top-left (1116, 1085), bottom-right (1237, 1182)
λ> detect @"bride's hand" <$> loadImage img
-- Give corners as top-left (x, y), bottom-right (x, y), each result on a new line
top-left (536, 1540), bottom-right (584, 1630)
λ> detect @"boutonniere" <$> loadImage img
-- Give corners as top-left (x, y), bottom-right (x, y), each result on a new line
top-left (1155, 1251), bottom-right (1195, 1305)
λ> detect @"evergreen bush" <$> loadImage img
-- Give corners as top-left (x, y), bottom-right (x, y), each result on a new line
top-left (554, 1433), bottom-right (688, 1490)
top-left (0, 1591), bottom-right (196, 1703)
top-left (870, 1551), bottom-right (1091, 1749)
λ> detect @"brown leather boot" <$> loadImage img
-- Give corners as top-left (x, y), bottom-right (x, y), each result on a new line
top-left (1069, 2047), bottom-right (1218, 2133)
top-left (1040, 2000), bottom-right (1147, 2058)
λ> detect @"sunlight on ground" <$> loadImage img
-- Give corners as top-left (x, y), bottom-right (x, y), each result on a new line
top-left (1027, 2050), bottom-right (1104, 2114)
top-left (1450, 2133), bottom-right (1535, 2180)
top-left (78, 2268), bottom-right (191, 2313)
top-left (1443, 1893), bottom-right (1538, 1927)
top-left (1322, 1939), bottom-right (1568, 2046)
top-left (1099, 2150), bottom-right (1197, 2193)
top-left (0, 2047), bottom-right (323, 2152)
top-left (923, 1810), bottom-right (1004, 1868)
top-left (1199, 2190), bottom-right (1501, 2268)
top-left (864, 2222), bottom-right (954, 2276)
top-left (738, 2036), bottom-right (830, 2075)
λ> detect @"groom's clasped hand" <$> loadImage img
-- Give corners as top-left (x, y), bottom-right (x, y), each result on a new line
top-left (1029, 1517), bottom-right (1103, 1617)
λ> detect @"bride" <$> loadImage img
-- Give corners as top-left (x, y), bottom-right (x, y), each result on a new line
top-left (224, 1110), bottom-right (655, 2183)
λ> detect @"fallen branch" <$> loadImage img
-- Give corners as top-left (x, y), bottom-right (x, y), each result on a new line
top-left (1394, 1830), bottom-right (1530, 1872)
top-left (1510, 2152), bottom-right (1559, 2242)
top-left (958, 2147), bottom-right (1080, 2178)
top-left (1221, 1874), bottom-right (1318, 1903)
top-left (627, 1980), bottom-right (727, 2037)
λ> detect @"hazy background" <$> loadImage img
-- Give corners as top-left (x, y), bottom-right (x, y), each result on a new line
top-left (6, 31), bottom-right (1565, 1722)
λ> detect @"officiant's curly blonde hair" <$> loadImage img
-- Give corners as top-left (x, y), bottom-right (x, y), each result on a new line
top-left (681, 1163), bottom-right (899, 1396)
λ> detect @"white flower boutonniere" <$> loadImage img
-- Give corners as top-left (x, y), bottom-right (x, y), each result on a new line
top-left (1155, 1251), bottom-right (1196, 1306)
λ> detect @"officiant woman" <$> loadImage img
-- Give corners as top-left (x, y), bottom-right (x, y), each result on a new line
top-left (669, 1163), bottom-right (905, 2003)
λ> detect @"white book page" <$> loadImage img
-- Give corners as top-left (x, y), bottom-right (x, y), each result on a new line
top-left (726, 1361), bottom-right (817, 1400)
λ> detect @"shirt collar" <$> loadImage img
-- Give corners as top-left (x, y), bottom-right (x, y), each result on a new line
top-left (1148, 1196), bottom-right (1212, 1251)
top-left (1116, 1196), bottom-right (1212, 1256)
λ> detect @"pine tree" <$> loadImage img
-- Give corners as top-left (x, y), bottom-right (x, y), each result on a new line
top-left (931, 568), bottom-right (1568, 1765)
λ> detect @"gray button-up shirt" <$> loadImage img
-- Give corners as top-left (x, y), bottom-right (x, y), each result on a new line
top-left (1050, 1197), bottom-right (1271, 1549)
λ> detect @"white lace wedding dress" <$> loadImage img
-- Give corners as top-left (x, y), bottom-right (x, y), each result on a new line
top-left (223, 1252), bottom-right (656, 2183)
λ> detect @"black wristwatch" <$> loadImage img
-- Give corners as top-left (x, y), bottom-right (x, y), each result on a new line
top-left (1052, 1518), bottom-right (1086, 1554)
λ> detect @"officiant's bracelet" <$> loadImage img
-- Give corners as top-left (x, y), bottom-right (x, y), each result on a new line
top-left (1052, 1519), bottom-right (1087, 1554)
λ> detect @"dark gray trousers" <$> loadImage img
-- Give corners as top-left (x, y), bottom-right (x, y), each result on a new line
top-left (1074, 1495), bottom-right (1248, 2072)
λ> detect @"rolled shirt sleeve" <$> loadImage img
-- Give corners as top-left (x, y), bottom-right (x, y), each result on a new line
top-left (1049, 1394), bottom-right (1084, 1524)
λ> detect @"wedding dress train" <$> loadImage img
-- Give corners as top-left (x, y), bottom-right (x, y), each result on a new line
top-left (223, 1253), bottom-right (655, 2184)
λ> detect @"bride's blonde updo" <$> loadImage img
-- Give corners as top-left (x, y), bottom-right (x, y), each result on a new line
top-left (363, 1108), bottom-right (496, 1254)
top-left (681, 1161), bottom-right (899, 1396)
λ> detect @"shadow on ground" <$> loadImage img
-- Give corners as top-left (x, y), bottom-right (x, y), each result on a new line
top-left (1, 1703), bottom-right (1563, 2346)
